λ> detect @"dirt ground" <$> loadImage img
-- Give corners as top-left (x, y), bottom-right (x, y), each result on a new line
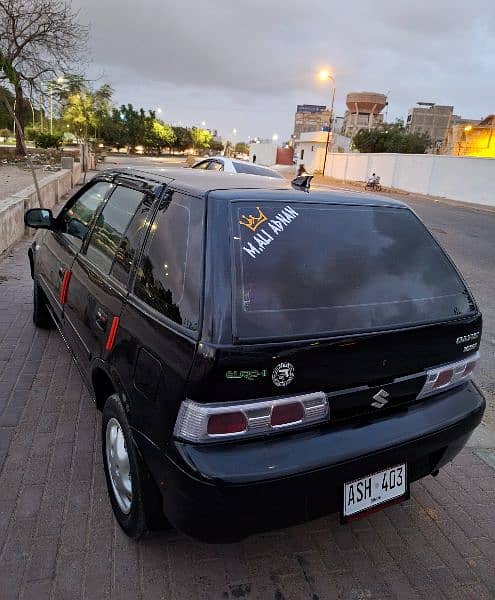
top-left (0, 165), bottom-right (37, 202)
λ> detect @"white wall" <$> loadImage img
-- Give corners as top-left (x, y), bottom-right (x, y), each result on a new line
top-left (323, 153), bottom-right (495, 207)
top-left (248, 143), bottom-right (277, 166)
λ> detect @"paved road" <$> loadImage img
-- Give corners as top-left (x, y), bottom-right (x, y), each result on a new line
top-left (1, 176), bottom-right (495, 599)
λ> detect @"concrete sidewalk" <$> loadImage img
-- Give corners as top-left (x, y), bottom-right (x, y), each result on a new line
top-left (1, 238), bottom-right (495, 599)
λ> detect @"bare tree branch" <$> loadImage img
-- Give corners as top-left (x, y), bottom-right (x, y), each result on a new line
top-left (0, 0), bottom-right (88, 152)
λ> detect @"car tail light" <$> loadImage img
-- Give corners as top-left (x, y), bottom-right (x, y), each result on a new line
top-left (207, 412), bottom-right (247, 435)
top-left (174, 392), bottom-right (328, 443)
top-left (417, 352), bottom-right (479, 400)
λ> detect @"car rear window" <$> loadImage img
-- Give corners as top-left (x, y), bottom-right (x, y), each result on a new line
top-left (233, 162), bottom-right (283, 178)
top-left (231, 201), bottom-right (475, 341)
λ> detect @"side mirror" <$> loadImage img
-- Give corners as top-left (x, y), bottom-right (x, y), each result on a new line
top-left (291, 175), bottom-right (313, 192)
top-left (24, 208), bottom-right (54, 229)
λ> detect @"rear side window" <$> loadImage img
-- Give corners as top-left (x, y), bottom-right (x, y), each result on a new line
top-left (110, 193), bottom-right (155, 285)
top-left (85, 185), bottom-right (146, 275)
top-left (134, 192), bottom-right (204, 333)
top-left (60, 181), bottom-right (112, 249)
top-left (233, 162), bottom-right (283, 178)
top-left (232, 202), bottom-right (476, 340)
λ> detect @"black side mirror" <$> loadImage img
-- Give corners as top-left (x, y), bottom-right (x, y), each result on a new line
top-left (291, 175), bottom-right (313, 192)
top-left (24, 208), bottom-right (54, 229)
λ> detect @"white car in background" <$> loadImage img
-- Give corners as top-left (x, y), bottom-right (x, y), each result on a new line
top-left (191, 157), bottom-right (284, 179)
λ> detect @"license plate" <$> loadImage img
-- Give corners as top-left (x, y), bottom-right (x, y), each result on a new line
top-left (342, 464), bottom-right (407, 519)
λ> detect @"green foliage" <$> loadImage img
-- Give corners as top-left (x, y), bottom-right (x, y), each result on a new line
top-left (171, 126), bottom-right (193, 152)
top-left (352, 122), bottom-right (431, 154)
top-left (145, 120), bottom-right (175, 153)
top-left (0, 127), bottom-right (11, 138)
top-left (191, 127), bottom-right (212, 150)
top-left (24, 126), bottom-right (40, 140)
top-left (235, 142), bottom-right (249, 154)
top-left (209, 139), bottom-right (224, 152)
top-left (34, 132), bottom-right (63, 149)
top-left (61, 82), bottom-right (114, 141)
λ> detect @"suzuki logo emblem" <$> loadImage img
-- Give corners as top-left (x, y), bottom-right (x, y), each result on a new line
top-left (371, 389), bottom-right (390, 409)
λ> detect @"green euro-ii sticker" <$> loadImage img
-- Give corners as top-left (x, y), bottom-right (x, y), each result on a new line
top-left (225, 369), bottom-right (267, 381)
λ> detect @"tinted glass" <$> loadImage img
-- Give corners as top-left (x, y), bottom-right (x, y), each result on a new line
top-left (193, 161), bottom-right (209, 169)
top-left (233, 162), bottom-right (283, 178)
top-left (110, 193), bottom-right (155, 285)
top-left (85, 186), bottom-right (145, 274)
top-left (134, 193), bottom-right (204, 332)
top-left (60, 181), bottom-right (112, 248)
top-left (207, 161), bottom-right (223, 171)
top-left (232, 202), bottom-right (475, 340)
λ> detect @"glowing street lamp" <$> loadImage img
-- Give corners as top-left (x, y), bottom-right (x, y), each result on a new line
top-left (201, 121), bottom-right (206, 128)
top-left (156, 107), bottom-right (163, 115)
top-left (272, 133), bottom-right (279, 142)
top-left (464, 125), bottom-right (473, 132)
top-left (318, 68), bottom-right (336, 174)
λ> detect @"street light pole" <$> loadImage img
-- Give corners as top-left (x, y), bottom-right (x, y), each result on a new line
top-left (322, 75), bottom-right (336, 176)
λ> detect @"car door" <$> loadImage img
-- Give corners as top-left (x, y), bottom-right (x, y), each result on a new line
top-left (116, 189), bottom-right (205, 445)
top-left (36, 180), bottom-right (114, 325)
top-left (63, 182), bottom-right (155, 375)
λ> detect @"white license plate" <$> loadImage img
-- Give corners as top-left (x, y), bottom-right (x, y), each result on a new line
top-left (343, 464), bottom-right (407, 518)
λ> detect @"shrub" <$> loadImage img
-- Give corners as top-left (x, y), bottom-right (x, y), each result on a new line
top-left (34, 132), bottom-right (63, 149)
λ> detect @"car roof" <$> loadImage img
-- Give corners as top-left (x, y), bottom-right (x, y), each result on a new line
top-left (100, 166), bottom-right (408, 209)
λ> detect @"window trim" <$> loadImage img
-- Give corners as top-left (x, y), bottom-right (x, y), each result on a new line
top-left (228, 199), bottom-right (477, 344)
top-left (129, 187), bottom-right (206, 339)
top-left (54, 178), bottom-right (115, 251)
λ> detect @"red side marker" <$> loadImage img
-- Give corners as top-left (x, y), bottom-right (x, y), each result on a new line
top-left (105, 316), bottom-right (120, 352)
top-left (59, 270), bottom-right (72, 305)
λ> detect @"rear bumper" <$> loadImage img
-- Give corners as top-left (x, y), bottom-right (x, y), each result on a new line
top-left (143, 382), bottom-right (485, 542)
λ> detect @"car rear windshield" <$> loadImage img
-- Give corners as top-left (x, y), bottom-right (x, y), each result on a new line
top-left (231, 201), bottom-right (475, 341)
top-left (233, 162), bottom-right (283, 178)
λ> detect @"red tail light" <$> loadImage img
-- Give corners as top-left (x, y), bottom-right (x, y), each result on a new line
top-left (417, 352), bottom-right (479, 399)
top-left (207, 412), bottom-right (247, 435)
top-left (174, 392), bottom-right (328, 443)
top-left (432, 368), bottom-right (453, 389)
top-left (271, 402), bottom-right (304, 426)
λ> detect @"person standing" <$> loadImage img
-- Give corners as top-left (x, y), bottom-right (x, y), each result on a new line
top-left (252, 154), bottom-right (257, 163)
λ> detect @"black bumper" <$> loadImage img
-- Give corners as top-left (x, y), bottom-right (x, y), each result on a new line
top-left (140, 382), bottom-right (485, 542)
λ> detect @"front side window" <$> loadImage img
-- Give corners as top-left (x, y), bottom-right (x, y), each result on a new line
top-left (134, 192), bottom-right (204, 333)
top-left (85, 186), bottom-right (146, 275)
top-left (60, 181), bottom-right (112, 249)
top-left (207, 161), bottom-right (223, 171)
top-left (232, 201), bottom-right (475, 340)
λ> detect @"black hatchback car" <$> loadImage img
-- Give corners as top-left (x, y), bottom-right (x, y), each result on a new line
top-left (24, 168), bottom-right (485, 542)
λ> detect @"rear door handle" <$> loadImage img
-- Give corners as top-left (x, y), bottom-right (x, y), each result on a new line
top-left (95, 309), bottom-right (108, 330)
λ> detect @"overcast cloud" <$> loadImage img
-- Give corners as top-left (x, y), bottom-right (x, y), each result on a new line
top-left (73, 0), bottom-right (495, 141)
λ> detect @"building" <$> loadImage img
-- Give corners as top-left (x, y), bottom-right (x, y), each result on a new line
top-left (293, 105), bottom-right (331, 138)
top-left (342, 92), bottom-right (387, 138)
top-left (406, 103), bottom-right (453, 149)
top-left (446, 115), bottom-right (495, 157)
top-left (294, 131), bottom-right (351, 174)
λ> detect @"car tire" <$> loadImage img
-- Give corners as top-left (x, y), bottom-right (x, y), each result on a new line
top-left (102, 394), bottom-right (169, 539)
top-left (33, 279), bottom-right (52, 328)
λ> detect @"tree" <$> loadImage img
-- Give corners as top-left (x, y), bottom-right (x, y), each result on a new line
top-left (191, 126), bottom-right (212, 151)
top-left (171, 126), bottom-right (193, 153)
top-left (353, 122), bottom-right (431, 154)
top-left (209, 139), bottom-right (224, 153)
top-left (100, 108), bottom-right (127, 149)
top-left (62, 83), bottom-right (113, 141)
top-left (0, 0), bottom-right (88, 154)
top-left (235, 142), bottom-right (249, 154)
top-left (144, 118), bottom-right (175, 154)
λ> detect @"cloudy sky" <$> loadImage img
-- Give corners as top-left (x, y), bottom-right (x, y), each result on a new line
top-left (73, 0), bottom-right (495, 142)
